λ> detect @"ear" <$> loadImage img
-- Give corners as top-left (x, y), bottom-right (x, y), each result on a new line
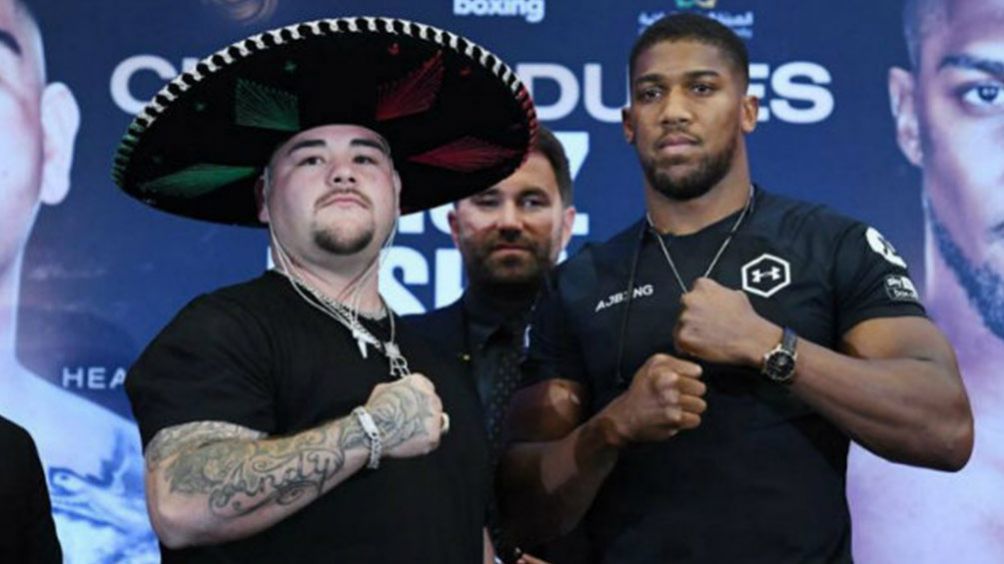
top-left (447, 206), bottom-right (461, 249)
top-left (558, 205), bottom-right (576, 251)
top-left (622, 106), bottom-right (636, 144)
top-left (392, 169), bottom-right (403, 209)
top-left (740, 94), bottom-right (759, 133)
top-left (255, 175), bottom-right (270, 223)
top-left (889, 66), bottom-right (923, 167)
top-left (38, 82), bottom-right (80, 205)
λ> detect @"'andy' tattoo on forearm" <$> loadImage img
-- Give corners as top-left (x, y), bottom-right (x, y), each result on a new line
top-left (146, 419), bottom-right (368, 517)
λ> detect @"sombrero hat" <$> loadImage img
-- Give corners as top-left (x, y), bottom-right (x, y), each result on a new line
top-left (112, 16), bottom-right (537, 226)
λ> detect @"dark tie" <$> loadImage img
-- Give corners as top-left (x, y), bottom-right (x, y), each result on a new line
top-left (484, 319), bottom-right (526, 562)
top-left (485, 319), bottom-right (525, 458)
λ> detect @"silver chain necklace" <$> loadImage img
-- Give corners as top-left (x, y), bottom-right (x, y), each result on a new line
top-left (274, 269), bottom-right (411, 379)
top-left (647, 185), bottom-right (755, 293)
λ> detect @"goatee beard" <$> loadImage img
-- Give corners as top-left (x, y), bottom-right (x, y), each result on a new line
top-left (643, 134), bottom-right (737, 201)
top-left (313, 226), bottom-right (374, 255)
top-left (930, 205), bottom-right (1004, 340)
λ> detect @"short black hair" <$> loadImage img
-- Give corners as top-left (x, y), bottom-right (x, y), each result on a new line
top-left (902, 0), bottom-right (947, 69)
top-left (629, 12), bottom-right (749, 86)
top-left (533, 126), bottom-right (573, 207)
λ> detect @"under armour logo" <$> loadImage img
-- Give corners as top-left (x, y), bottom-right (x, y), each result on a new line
top-left (750, 266), bottom-right (783, 283)
top-left (742, 254), bottom-right (791, 298)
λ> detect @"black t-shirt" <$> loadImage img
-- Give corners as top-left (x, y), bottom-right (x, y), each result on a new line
top-left (524, 188), bottom-right (926, 563)
top-left (127, 271), bottom-right (488, 563)
top-left (0, 415), bottom-right (62, 564)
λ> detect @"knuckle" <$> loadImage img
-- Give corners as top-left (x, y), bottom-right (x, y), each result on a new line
top-left (665, 408), bottom-right (682, 423)
top-left (649, 353), bottom-right (671, 366)
top-left (665, 387), bottom-right (680, 402)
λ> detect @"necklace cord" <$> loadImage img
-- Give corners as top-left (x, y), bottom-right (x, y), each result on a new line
top-left (267, 227), bottom-right (411, 378)
top-left (646, 185), bottom-right (755, 293)
top-left (615, 185), bottom-right (756, 386)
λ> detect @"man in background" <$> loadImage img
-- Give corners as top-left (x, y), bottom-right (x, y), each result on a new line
top-left (849, 1), bottom-right (1004, 561)
top-left (0, 0), bottom-right (157, 561)
top-left (408, 126), bottom-right (575, 562)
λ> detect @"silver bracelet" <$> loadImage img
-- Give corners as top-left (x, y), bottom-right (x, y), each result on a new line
top-left (352, 406), bottom-right (382, 469)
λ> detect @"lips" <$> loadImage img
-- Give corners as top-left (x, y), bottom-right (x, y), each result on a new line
top-left (487, 236), bottom-right (539, 258)
top-left (315, 190), bottom-right (370, 210)
top-left (657, 133), bottom-right (700, 150)
top-left (492, 243), bottom-right (532, 253)
top-left (660, 134), bottom-right (698, 145)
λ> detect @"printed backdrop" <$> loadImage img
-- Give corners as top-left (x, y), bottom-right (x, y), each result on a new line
top-left (3, 0), bottom-right (999, 562)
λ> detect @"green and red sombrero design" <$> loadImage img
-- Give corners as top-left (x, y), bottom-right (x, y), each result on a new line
top-left (112, 16), bottom-right (538, 226)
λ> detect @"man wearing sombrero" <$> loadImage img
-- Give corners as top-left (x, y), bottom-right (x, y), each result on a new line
top-left (118, 17), bottom-right (536, 562)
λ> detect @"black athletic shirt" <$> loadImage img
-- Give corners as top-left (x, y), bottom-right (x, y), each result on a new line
top-left (524, 188), bottom-right (926, 563)
top-left (127, 271), bottom-right (488, 563)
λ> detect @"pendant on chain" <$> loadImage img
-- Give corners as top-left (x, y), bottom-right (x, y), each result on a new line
top-left (352, 328), bottom-right (370, 359)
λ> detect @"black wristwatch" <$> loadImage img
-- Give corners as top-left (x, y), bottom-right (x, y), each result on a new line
top-left (761, 327), bottom-right (798, 384)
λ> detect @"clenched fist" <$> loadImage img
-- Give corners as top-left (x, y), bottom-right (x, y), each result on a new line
top-left (674, 277), bottom-right (781, 366)
top-left (365, 373), bottom-right (446, 459)
top-left (599, 353), bottom-right (707, 445)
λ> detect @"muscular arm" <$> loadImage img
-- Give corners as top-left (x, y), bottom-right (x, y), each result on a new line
top-left (498, 379), bottom-right (611, 545)
top-left (499, 357), bottom-right (705, 544)
top-left (144, 375), bottom-right (442, 548)
top-left (782, 317), bottom-right (971, 470)
top-left (675, 278), bottom-right (973, 471)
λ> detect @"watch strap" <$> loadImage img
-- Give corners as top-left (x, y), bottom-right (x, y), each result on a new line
top-left (781, 326), bottom-right (798, 354)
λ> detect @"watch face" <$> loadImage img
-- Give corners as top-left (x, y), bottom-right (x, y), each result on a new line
top-left (765, 351), bottom-right (795, 382)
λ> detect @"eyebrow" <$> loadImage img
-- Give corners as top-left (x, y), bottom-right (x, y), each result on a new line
top-left (350, 137), bottom-right (390, 155)
top-left (285, 139), bottom-right (326, 156)
top-left (938, 54), bottom-right (1004, 79)
top-left (0, 28), bottom-right (22, 56)
top-left (472, 185), bottom-right (551, 199)
top-left (284, 137), bottom-right (391, 157)
top-left (634, 69), bottom-right (721, 85)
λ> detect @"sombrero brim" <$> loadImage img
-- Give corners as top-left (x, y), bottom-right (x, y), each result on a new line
top-left (112, 17), bottom-right (537, 226)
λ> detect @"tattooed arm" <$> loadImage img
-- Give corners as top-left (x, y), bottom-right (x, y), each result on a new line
top-left (144, 373), bottom-right (445, 548)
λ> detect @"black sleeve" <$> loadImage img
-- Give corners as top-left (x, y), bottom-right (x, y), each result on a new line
top-left (126, 293), bottom-right (277, 447)
top-left (833, 223), bottom-right (926, 336)
top-left (0, 419), bottom-right (61, 564)
top-left (522, 274), bottom-right (588, 388)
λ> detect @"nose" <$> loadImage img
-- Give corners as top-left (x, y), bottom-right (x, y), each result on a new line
top-left (328, 160), bottom-right (357, 186)
top-left (498, 200), bottom-right (523, 228)
top-left (660, 87), bottom-right (693, 126)
top-left (496, 200), bottom-right (523, 240)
